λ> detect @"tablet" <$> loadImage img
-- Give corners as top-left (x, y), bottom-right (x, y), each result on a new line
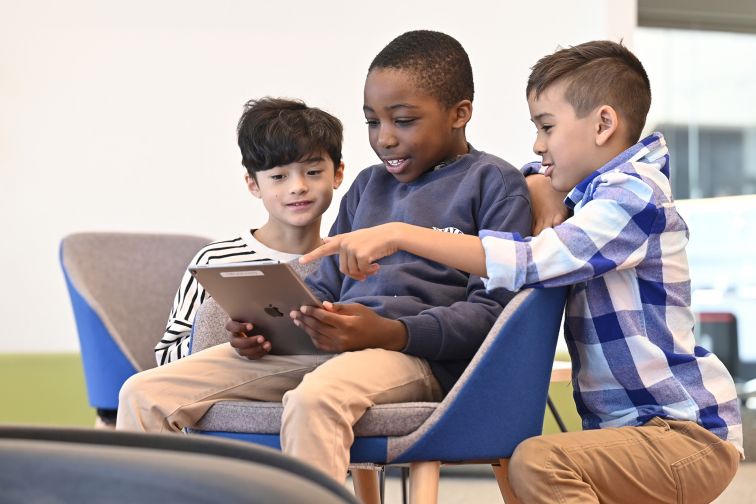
top-left (189, 262), bottom-right (328, 355)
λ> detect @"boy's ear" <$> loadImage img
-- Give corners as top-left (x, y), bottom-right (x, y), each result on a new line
top-left (333, 161), bottom-right (345, 189)
top-left (245, 173), bottom-right (262, 199)
top-left (450, 99), bottom-right (473, 129)
top-left (595, 105), bottom-right (619, 146)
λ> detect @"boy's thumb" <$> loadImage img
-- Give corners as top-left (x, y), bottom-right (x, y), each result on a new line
top-left (322, 301), bottom-right (342, 313)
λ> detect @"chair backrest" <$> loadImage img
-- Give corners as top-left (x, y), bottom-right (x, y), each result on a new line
top-left (0, 426), bottom-right (358, 504)
top-left (388, 286), bottom-right (569, 463)
top-left (60, 232), bottom-right (210, 409)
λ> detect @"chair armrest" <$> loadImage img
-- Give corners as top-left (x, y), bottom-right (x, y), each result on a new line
top-left (191, 298), bottom-right (231, 354)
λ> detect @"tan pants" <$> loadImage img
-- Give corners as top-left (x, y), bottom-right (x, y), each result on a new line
top-left (508, 417), bottom-right (741, 504)
top-left (116, 343), bottom-right (443, 481)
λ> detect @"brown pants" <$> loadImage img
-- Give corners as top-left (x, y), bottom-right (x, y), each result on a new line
top-left (508, 417), bottom-right (741, 504)
top-left (116, 343), bottom-right (442, 481)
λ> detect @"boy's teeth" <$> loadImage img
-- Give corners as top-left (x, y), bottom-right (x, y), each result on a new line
top-left (387, 159), bottom-right (404, 166)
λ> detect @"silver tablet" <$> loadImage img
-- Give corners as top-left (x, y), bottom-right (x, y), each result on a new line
top-left (189, 262), bottom-right (329, 355)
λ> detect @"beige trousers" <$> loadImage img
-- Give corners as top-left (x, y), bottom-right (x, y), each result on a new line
top-left (508, 416), bottom-right (741, 504)
top-left (116, 343), bottom-right (442, 481)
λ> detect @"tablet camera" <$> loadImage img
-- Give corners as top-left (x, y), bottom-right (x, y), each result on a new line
top-left (264, 304), bottom-right (284, 318)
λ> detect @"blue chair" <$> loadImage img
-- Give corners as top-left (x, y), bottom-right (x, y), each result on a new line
top-left (60, 232), bottom-right (210, 426)
top-left (188, 286), bottom-right (569, 503)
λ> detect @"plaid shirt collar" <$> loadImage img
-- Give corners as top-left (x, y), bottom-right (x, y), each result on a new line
top-left (565, 132), bottom-right (669, 210)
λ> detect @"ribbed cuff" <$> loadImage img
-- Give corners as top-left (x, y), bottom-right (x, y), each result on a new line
top-left (399, 315), bottom-right (442, 359)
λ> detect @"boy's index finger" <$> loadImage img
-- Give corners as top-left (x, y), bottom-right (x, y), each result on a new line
top-left (299, 236), bottom-right (342, 264)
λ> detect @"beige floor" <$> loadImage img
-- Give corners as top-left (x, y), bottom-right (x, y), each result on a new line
top-left (362, 462), bottom-right (756, 503)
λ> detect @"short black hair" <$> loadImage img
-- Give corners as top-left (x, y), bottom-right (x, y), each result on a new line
top-left (368, 30), bottom-right (474, 108)
top-left (237, 97), bottom-right (343, 176)
top-left (527, 40), bottom-right (651, 143)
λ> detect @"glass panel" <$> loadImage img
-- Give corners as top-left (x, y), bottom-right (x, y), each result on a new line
top-left (635, 28), bottom-right (756, 199)
top-left (635, 28), bottom-right (756, 377)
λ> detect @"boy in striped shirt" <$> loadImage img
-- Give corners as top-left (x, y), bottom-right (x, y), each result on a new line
top-left (155, 97), bottom-right (344, 365)
top-left (303, 40), bottom-right (743, 503)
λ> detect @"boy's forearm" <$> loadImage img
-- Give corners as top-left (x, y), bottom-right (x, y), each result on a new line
top-left (389, 223), bottom-right (488, 277)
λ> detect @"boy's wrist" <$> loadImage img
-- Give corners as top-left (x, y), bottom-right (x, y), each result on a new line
top-left (388, 222), bottom-right (409, 250)
top-left (382, 319), bottom-right (408, 351)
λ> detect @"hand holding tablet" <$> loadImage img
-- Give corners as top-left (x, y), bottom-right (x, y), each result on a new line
top-left (189, 262), bottom-right (329, 355)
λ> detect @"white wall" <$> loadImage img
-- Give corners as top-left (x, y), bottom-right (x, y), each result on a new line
top-left (0, 0), bottom-right (636, 352)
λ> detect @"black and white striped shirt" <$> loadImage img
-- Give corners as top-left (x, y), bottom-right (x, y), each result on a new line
top-left (154, 230), bottom-right (300, 366)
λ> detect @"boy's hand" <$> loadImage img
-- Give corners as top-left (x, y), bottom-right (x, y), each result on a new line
top-left (526, 174), bottom-right (569, 235)
top-left (225, 320), bottom-right (271, 360)
top-left (290, 301), bottom-right (407, 353)
top-left (300, 223), bottom-right (403, 280)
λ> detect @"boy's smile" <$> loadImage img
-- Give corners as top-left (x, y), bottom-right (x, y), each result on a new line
top-left (247, 153), bottom-right (344, 229)
top-left (527, 80), bottom-right (603, 193)
top-left (363, 68), bottom-right (470, 183)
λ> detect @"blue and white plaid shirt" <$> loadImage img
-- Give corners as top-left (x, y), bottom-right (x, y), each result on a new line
top-left (481, 133), bottom-right (743, 455)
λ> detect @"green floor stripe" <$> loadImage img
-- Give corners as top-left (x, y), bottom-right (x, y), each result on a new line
top-left (0, 354), bottom-right (95, 427)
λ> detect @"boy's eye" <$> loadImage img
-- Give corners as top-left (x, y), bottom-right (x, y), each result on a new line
top-left (269, 174), bottom-right (285, 181)
top-left (365, 119), bottom-right (379, 127)
top-left (395, 118), bottom-right (416, 126)
top-left (541, 125), bottom-right (553, 132)
top-left (307, 169), bottom-right (323, 176)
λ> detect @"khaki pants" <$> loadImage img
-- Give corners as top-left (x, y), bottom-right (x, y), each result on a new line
top-left (508, 417), bottom-right (741, 504)
top-left (116, 343), bottom-right (442, 481)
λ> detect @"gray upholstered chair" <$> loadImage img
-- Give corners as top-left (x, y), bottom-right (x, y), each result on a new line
top-left (60, 232), bottom-right (211, 426)
top-left (188, 281), bottom-right (569, 504)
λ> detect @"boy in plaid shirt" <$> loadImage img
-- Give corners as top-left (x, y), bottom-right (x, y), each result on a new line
top-left (302, 40), bottom-right (742, 503)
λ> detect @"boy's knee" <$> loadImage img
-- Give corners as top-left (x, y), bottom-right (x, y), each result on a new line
top-left (115, 372), bottom-right (152, 430)
top-left (118, 370), bottom-right (157, 408)
top-left (282, 377), bottom-right (358, 431)
top-left (509, 436), bottom-right (559, 498)
top-left (283, 380), bottom-right (334, 416)
top-left (118, 372), bottom-right (141, 402)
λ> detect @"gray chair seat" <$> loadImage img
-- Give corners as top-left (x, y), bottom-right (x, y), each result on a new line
top-left (194, 401), bottom-right (440, 437)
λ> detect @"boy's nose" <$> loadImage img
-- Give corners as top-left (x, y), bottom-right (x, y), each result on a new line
top-left (377, 125), bottom-right (398, 149)
top-left (533, 138), bottom-right (546, 156)
top-left (289, 176), bottom-right (308, 194)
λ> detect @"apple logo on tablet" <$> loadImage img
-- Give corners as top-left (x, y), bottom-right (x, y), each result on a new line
top-left (264, 304), bottom-right (284, 318)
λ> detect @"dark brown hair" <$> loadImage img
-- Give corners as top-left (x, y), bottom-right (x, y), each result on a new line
top-left (237, 97), bottom-right (343, 177)
top-left (527, 40), bottom-right (651, 143)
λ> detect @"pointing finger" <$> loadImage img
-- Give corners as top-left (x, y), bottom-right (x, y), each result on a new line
top-left (299, 237), bottom-right (342, 264)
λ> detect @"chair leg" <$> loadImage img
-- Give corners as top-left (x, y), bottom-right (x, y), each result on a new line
top-left (94, 409), bottom-right (117, 430)
top-left (492, 459), bottom-right (523, 504)
top-left (380, 468), bottom-right (386, 504)
top-left (408, 461), bottom-right (440, 504)
top-left (401, 466), bottom-right (409, 504)
top-left (352, 468), bottom-right (382, 504)
top-left (94, 416), bottom-right (116, 430)
top-left (547, 395), bottom-right (568, 433)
